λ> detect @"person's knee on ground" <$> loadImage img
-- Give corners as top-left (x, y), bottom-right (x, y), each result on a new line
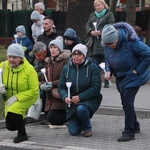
top-left (67, 116), bottom-right (82, 136)
top-left (47, 110), bottom-right (67, 125)
top-left (6, 112), bottom-right (17, 131)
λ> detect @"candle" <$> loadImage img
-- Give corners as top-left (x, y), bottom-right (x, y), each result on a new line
top-left (0, 68), bottom-right (6, 94)
top-left (66, 82), bottom-right (72, 107)
top-left (41, 68), bottom-right (48, 83)
top-left (93, 22), bottom-right (99, 39)
top-left (14, 34), bottom-right (17, 44)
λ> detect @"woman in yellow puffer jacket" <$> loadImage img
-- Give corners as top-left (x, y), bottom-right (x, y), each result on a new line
top-left (0, 43), bottom-right (39, 143)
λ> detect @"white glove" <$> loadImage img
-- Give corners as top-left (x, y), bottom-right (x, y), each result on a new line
top-left (0, 84), bottom-right (7, 94)
top-left (6, 96), bottom-right (17, 106)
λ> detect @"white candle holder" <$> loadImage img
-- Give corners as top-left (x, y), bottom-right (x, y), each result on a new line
top-left (66, 82), bottom-right (72, 107)
top-left (99, 62), bottom-right (111, 85)
top-left (93, 22), bottom-right (99, 39)
top-left (0, 68), bottom-right (6, 94)
top-left (41, 68), bottom-right (48, 83)
top-left (13, 34), bottom-right (17, 44)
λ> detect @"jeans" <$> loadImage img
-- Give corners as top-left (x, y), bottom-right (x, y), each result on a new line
top-left (67, 105), bottom-right (91, 136)
top-left (120, 87), bottom-right (140, 131)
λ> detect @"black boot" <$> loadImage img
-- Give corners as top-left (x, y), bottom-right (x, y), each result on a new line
top-left (8, 112), bottom-right (28, 143)
top-left (13, 133), bottom-right (28, 143)
top-left (118, 130), bottom-right (135, 142)
top-left (104, 80), bottom-right (109, 88)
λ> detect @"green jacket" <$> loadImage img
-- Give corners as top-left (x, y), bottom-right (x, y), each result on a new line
top-left (58, 57), bottom-right (102, 120)
top-left (0, 58), bottom-right (39, 117)
top-left (86, 9), bottom-right (115, 56)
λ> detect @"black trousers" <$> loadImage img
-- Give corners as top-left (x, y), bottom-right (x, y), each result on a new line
top-left (47, 110), bottom-right (67, 125)
top-left (6, 112), bottom-right (26, 135)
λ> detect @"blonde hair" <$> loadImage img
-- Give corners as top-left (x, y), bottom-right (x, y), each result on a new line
top-left (94, 0), bottom-right (109, 9)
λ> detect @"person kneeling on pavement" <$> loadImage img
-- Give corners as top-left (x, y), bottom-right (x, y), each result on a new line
top-left (58, 43), bottom-right (102, 137)
top-left (0, 44), bottom-right (39, 143)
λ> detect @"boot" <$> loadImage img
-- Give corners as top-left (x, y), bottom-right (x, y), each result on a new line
top-left (104, 80), bottom-right (109, 88)
top-left (13, 133), bottom-right (28, 143)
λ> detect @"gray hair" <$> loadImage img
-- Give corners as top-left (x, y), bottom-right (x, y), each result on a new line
top-left (33, 42), bottom-right (46, 53)
top-left (34, 2), bottom-right (45, 11)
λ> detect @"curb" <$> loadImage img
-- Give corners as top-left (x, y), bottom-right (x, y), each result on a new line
top-left (96, 106), bottom-right (150, 118)
top-left (1, 107), bottom-right (150, 129)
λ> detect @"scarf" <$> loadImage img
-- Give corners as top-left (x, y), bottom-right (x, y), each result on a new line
top-left (94, 9), bottom-right (107, 18)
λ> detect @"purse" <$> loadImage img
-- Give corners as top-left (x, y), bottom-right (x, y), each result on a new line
top-left (27, 97), bottom-right (43, 120)
top-left (85, 16), bottom-right (104, 49)
top-left (85, 36), bottom-right (93, 49)
top-left (52, 88), bottom-right (61, 99)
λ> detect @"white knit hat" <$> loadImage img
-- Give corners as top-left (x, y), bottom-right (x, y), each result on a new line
top-left (49, 36), bottom-right (63, 52)
top-left (72, 44), bottom-right (87, 57)
top-left (7, 44), bottom-right (24, 58)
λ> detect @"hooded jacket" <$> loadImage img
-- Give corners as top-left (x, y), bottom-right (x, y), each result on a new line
top-left (58, 57), bottom-right (102, 120)
top-left (42, 50), bottom-right (71, 111)
top-left (104, 22), bottom-right (150, 92)
top-left (0, 58), bottom-right (39, 117)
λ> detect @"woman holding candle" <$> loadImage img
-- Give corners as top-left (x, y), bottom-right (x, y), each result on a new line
top-left (40, 36), bottom-right (71, 126)
top-left (58, 43), bottom-right (102, 137)
top-left (0, 43), bottom-right (39, 143)
top-left (86, 0), bottom-right (115, 88)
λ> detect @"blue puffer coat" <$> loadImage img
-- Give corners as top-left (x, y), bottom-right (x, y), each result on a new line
top-left (58, 57), bottom-right (102, 119)
top-left (104, 22), bottom-right (150, 92)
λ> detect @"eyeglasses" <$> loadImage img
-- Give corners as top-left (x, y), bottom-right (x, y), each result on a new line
top-left (72, 51), bottom-right (83, 56)
top-left (72, 53), bottom-right (83, 57)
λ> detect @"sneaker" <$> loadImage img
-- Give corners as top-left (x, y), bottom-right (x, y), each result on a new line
top-left (83, 130), bottom-right (92, 137)
top-left (118, 130), bottom-right (135, 142)
top-left (122, 126), bottom-right (140, 135)
top-left (104, 80), bottom-right (109, 88)
top-left (13, 133), bottom-right (28, 143)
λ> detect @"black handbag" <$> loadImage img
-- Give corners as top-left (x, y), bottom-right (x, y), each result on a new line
top-left (85, 36), bottom-right (93, 49)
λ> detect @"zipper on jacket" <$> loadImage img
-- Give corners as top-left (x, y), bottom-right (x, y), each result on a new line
top-left (76, 65), bottom-right (79, 93)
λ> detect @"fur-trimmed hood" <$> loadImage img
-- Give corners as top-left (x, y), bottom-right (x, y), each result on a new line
top-left (101, 22), bottom-right (139, 46)
top-left (113, 22), bottom-right (138, 41)
top-left (45, 50), bottom-right (71, 63)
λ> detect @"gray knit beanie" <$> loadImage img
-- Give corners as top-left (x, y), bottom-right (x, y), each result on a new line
top-left (7, 44), bottom-right (24, 58)
top-left (49, 36), bottom-right (63, 52)
top-left (72, 44), bottom-right (87, 57)
top-left (16, 25), bottom-right (26, 35)
top-left (101, 25), bottom-right (118, 43)
top-left (64, 28), bottom-right (76, 41)
top-left (31, 10), bottom-right (40, 20)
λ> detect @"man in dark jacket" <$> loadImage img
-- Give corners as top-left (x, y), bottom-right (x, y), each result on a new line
top-left (37, 16), bottom-right (58, 47)
top-left (101, 22), bottom-right (150, 142)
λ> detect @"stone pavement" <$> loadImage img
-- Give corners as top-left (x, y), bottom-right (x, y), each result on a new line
top-left (0, 83), bottom-right (150, 150)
